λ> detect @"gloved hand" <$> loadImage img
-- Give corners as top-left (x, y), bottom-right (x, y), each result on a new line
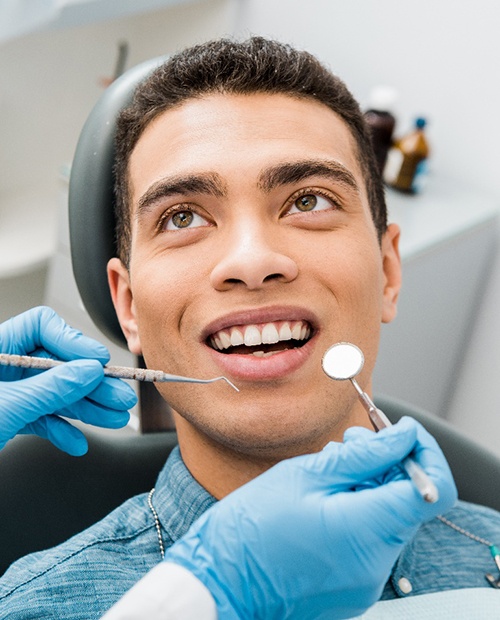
top-left (0, 306), bottom-right (137, 456)
top-left (164, 417), bottom-right (457, 620)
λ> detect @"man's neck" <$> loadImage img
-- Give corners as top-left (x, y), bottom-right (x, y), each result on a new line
top-left (172, 407), bottom-right (370, 499)
top-left (174, 416), bottom-right (281, 498)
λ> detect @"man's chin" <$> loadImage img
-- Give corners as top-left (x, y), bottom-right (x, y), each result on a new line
top-left (177, 409), bottom-right (332, 460)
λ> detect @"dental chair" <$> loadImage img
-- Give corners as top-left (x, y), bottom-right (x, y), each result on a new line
top-left (2, 57), bottom-right (500, 576)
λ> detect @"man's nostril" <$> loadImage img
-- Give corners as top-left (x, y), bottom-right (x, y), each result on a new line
top-left (263, 273), bottom-right (284, 282)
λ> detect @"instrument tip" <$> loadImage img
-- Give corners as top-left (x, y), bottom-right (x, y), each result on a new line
top-left (221, 377), bottom-right (239, 392)
top-left (423, 488), bottom-right (439, 504)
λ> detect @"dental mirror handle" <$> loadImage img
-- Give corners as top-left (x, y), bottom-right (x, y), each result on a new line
top-left (350, 378), bottom-right (439, 504)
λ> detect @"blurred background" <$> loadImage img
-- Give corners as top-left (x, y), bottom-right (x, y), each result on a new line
top-left (1, 0), bottom-right (499, 452)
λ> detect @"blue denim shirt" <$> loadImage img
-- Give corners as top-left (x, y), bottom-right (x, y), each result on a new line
top-left (1, 446), bottom-right (500, 618)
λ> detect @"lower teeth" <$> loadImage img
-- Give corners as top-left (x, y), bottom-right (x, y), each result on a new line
top-left (252, 349), bottom-right (288, 358)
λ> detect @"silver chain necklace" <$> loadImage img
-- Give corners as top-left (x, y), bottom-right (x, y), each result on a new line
top-left (148, 488), bottom-right (165, 560)
top-left (147, 488), bottom-right (500, 588)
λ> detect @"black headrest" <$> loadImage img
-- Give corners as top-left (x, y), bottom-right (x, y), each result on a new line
top-left (68, 56), bottom-right (167, 347)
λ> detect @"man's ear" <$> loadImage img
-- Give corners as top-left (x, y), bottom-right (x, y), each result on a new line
top-left (107, 257), bottom-right (142, 355)
top-left (381, 223), bottom-right (402, 324)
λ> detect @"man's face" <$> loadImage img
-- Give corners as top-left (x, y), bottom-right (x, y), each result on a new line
top-left (109, 93), bottom-right (401, 461)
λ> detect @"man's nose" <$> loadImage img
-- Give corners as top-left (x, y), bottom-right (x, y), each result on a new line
top-left (209, 222), bottom-right (299, 291)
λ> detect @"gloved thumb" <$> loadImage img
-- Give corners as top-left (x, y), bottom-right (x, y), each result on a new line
top-left (311, 418), bottom-right (419, 488)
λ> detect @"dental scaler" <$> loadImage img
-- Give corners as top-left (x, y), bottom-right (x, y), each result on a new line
top-left (0, 353), bottom-right (239, 392)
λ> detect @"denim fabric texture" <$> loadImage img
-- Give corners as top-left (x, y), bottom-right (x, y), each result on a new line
top-left (1, 446), bottom-right (500, 618)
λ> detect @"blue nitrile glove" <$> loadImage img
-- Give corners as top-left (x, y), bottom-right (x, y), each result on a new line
top-left (0, 306), bottom-right (137, 456)
top-left (165, 418), bottom-right (457, 620)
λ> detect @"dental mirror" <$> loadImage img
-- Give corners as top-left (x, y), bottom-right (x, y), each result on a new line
top-left (322, 342), bottom-right (364, 381)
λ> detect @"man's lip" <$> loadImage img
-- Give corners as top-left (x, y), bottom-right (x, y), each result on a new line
top-left (200, 306), bottom-right (319, 341)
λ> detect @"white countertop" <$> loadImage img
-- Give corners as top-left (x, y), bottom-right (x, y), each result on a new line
top-left (387, 177), bottom-right (499, 261)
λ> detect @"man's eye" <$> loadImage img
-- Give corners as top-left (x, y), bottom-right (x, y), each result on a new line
top-left (163, 210), bottom-right (209, 231)
top-left (287, 193), bottom-right (334, 214)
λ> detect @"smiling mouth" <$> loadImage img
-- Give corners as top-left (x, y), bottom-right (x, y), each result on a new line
top-left (208, 320), bottom-right (313, 357)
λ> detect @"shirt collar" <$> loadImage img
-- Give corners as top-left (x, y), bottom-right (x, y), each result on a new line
top-left (153, 446), bottom-right (217, 543)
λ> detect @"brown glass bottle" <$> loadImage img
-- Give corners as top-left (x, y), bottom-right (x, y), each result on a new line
top-left (364, 87), bottom-right (397, 175)
top-left (384, 118), bottom-right (430, 193)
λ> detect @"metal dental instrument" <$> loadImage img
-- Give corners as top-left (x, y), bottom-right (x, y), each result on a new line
top-left (322, 342), bottom-right (438, 503)
top-left (0, 353), bottom-right (239, 392)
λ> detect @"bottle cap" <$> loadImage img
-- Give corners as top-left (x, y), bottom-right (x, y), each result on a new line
top-left (415, 117), bottom-right (427, 129)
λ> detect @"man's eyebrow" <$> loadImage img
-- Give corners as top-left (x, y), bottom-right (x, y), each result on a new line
top-left (257, 159), bottom-right (360, 194)
top-left (136, 172), bottom-right (227, 214)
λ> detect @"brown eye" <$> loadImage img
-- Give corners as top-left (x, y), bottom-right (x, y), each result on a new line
top-left (286, 192), bottom-right (335, 217)
top-left (162, 208), bottom-right (211, 232)
top-left (295, 194), bottom-right (318, 212)
top-left (172, 211), bottom-right (194, 228)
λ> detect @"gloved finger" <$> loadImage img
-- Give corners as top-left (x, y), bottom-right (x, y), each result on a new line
top-left (331, 422), bottom-right (457, 534)
top-left (342, 425), bottom-right (405, 488)
top-left (342, 418), bottom-right (455, 492)
top-left (59, 400), bottom-right (130, 429)
top-left (0, 306), bottom-right (110, 363)
top-left (339, 471), bottom-right (455, 540)
top-left (5, 352), bottom-right (138, 414)
top-left (343, 424), bottom-right (417, 489)
top-left (408, 419), bottom-right (451, 474)
top-left (38, 307), bottom-right (111, 363)
top-left (348, 423), bottom-right (457, 517)
top-left (85, 376), bottom-right (138, 411)
top-left (401, 419), bottom-right (458, 512)
top-left (368, 417), bottom-right (457, 497)
top-left (308, 417), bottom-right (420, 489)
top-left (9, 359), bottom-right (105, 425)
top-left (342, 426), bottom-right (375, 442)
top-left (20, 416), bottom-right (89, 456)
top-left (347, 418), bottom-right (456, 512)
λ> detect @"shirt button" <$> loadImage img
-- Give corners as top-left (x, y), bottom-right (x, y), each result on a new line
top-left (398, 577), bottom-right (413, 594)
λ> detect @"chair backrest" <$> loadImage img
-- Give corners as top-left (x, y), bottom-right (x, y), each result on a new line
top-left (0, 430), bottom-right (177, 575)
top-left (69, 56), bottom-right (166, 348)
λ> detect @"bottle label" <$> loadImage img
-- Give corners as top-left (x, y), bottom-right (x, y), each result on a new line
top-left (383, 148), bottom-right (403, 184)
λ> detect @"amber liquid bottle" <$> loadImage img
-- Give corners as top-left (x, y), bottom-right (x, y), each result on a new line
top-left (384, 117), bottom-right (430, 193)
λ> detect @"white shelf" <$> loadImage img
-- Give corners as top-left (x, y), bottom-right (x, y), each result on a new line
top-left (1, 0), bottom-right (198, 43)
top-left (386, 177), bottom-right (499, 261)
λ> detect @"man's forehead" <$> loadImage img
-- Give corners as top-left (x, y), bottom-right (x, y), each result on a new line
top-left (128, 92), bottom-right (367, 205)
top-left (132, 91), bottom-right (359, 155)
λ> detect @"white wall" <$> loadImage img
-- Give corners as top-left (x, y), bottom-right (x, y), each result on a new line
top-left (235, 0), bottom-right (500, 453)
top-left (0, 0), bottom-right (235, 201)
top-left (0, 0), bottom-right (236, 320)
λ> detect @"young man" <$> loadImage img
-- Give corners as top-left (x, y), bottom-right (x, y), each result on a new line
top-left (1, 38), bottom-right (499, 618)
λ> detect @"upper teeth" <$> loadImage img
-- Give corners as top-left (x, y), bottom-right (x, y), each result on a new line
top-left (210, 321), bottom-right (311, 351)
